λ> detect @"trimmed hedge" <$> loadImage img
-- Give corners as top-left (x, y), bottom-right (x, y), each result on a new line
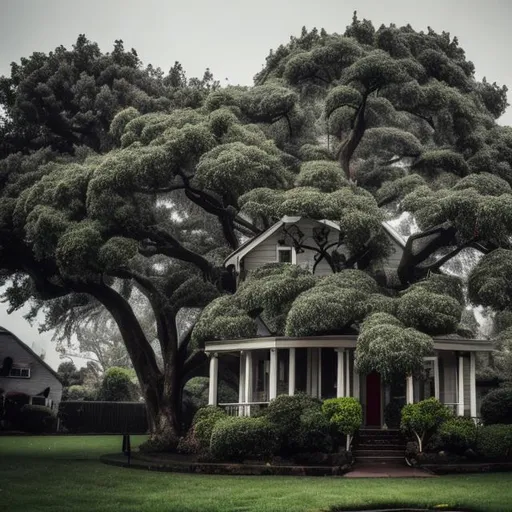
top-left (401, 397), bottom-right (452, 453)
top-left (476, 424), bottom-right (512, 460)
top-left (322, 397), bottom-right (362, 450)
top-left (17, 405), bottom-right (57, 433)
top-left (438, 417), bottom-right (477, 454)
top-left (192, 406), bottom-right (227, 450)
top-left (210, 417), bottom-right (279, 462)
top-left (265, 394), bottom-right (323, 455)
top-left (480, 388), bottom-right (512, 425)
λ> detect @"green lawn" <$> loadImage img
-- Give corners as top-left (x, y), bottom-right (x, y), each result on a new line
top-left (0, 436), bottom-right (511, 512)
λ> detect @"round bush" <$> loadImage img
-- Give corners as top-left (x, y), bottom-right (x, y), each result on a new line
top-left (322, 397), bottom-right (362, 450)
top-left (97, 367), bottom-right (139, 401)
top-left (480, 388), bottom-right (512, 425)
top-left (266, 394), bottom-right (322, 453)
top-left (438, 417), bottom-right (478, 454)
top-left (295, 409), bottom-right (332, 453)
top-left (18, 405), bottom-right (57, 433)
top-left (210, 417), bottom-right (279, 462)
top-left (192, 406), bottom-right (227, 450)
top-left (476, 424), bottom-right (512, 460)
top-left (400, 398), bottom-right (452, 452)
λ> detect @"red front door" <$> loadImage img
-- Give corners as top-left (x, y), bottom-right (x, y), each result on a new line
top-left (366, 371), bottom-right (381, 426)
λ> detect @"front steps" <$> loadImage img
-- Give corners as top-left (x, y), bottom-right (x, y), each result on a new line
top-left (352, 428), bottom-right (406, 464)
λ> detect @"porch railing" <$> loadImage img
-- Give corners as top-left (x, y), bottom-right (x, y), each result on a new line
top-left (218, 402), bottom-right (270, 417)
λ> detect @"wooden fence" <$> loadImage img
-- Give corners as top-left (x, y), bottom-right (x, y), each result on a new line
top-left (58, 401), bottom-right (148, 434)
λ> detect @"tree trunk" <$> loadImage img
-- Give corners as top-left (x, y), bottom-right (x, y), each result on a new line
top-left (81, 281), bottom-right (181, 450)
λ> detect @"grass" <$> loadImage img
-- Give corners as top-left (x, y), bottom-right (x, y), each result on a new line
top-left (0, 436), bottom-right (511, 512)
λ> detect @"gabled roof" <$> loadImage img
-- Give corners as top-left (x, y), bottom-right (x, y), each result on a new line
top-left (224, 216), bottom-right (406, 270)
top-left (0, 326), bottom-right (63, 384)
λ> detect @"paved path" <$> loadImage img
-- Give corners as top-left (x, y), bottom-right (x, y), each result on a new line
top-left (344, 462), bottom-right (435, 478)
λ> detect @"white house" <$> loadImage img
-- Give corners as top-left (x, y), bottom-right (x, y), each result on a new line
top-left (0, 326), bottom-right (63, 409)
top-left (205, 216), bottom-right (492, 426)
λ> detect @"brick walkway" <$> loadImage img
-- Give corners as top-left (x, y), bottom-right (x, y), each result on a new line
top-left (344, 462), bottom-right (435, 478)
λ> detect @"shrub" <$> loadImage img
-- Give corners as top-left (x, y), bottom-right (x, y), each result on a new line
top-left (480, 388), bottom-right (512, 425)
top-left (295, 409), bottom-right (332, 453)
top-left (192, 406), bottom-right (227, 450)
top-left (266, 394), bottom-right (322, 454)
top-left (384, 400), bottom-right (403, 428)
top-left (97, 367), bottom-right (139, 401)
top-left (438, 417), bottom-right (478, 454)
top-left (210, 417), bottom-right (279, 462)
top-left (322, 397), bottom-right (362, 450)
top-left (18, 405), bottom-right (57, 433)
top-left (476, 424), bottom-right (512, 460)
top-left (401, 397), bottom-right (452, 452)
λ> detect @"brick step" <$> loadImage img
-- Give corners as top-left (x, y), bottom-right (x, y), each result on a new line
top-left (355, 455), bottom-right (405, 463)
top-left (356, 438), bottom-right (403, 445)
top-left (356, 444), bottom-right (405, 450)
top-left (358, 431), bottom-right (402, 437)
top-left (353, 449), bottom-right (404, 457)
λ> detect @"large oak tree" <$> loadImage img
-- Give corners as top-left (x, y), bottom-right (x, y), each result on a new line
top-left (1, 18), bottom-right (511, 449)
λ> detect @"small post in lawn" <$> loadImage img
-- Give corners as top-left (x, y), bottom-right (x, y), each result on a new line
top-left (122, 434), bottom-right (131, 465)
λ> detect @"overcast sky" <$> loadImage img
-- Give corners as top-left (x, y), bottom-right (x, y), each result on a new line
top-left (0, 0), bottom-right (511, 369)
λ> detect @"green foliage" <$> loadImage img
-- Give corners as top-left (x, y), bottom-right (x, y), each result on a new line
top-left (400, 398), bottom-right (452, 452)
top-left (468, 250), bottom-right (512, 311)
top-left (322, 397), bottom-right (362, 437)
top-left (191, 295), bottom-right (257, 345)
top-left (97, 367), bottom-right (139, 401)
top-left (296, 161), bottom-right (348, 192)
top-left (397, 288), bottom-right (462, 334)
top-left (476, 424), bottom-right (512, 460)
top-left (192, 406), bottom-right (227, 450)
top-left (480, 388), bottom-right (512, 425)
top-left (265, 394), bottom-right (327, 454)
top-left (384, 400), bottom-right (403, 428)
top-left (209, 416), bottom-right (278, 462)
top-left (17, 405), bottom-right (57, 433)
top-left (406, 274), bottom-right (464, 305)
top-left (356, 313), bottom-right (433, 381)
top-left (438, 417), bottom-right (478, 454)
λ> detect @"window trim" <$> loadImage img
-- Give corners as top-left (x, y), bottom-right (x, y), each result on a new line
top-left (1, 365), bottom-right (31, 379)
top-left (276, 245), bottom-right (297, 264)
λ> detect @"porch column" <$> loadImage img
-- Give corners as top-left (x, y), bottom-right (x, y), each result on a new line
top-left (318, 348), bottom-right (322, 399)
top-left (208, 353), bottom-right (218, 406)
top-left (406, 375), bottom-right (414, 404)
top-left (353, 362), bottom-right (360, 400)
top-left (336, 349), bottom-right (345, 398)
top-left (345, 349), bottom-right (351, 397)
top-left (288, 348), bottom-right (296, 396)
top-left (269, 348), bottom-right (278, 400)
top-left (239, 351), bottom-right (246, 414)
top-left (458, 353), bottom-right (465, 417)
top-left (311, 348), bottom-right (319, 398)
top-left (244, 351), bottom-right (253, 416)
top-left (306, 348), bottom-right (312, 395)
top-left (470, 352), bottom-right (477, 418)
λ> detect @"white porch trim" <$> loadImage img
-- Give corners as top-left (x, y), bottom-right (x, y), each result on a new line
top-left (288, 348), bottom-right (296, 396)
top-left (336, 349), bottom-right (345, 398)
top-left (470, 352), bottom-right (477, 417)
top-left (458, 354), bottom-right (465, 417)
top-left (269, 348), bottom-right (278, 400)
top-left (208, 353), bottom-right (218, 406)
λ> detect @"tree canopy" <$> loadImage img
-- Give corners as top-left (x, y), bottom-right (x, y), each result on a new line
top-left (1, 17), bottom-right (511, 447)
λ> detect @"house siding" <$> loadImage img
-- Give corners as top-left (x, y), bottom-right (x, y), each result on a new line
top-left (0, 332), bottom-right (62, 407)
top-left (242, 220), bottom-right (340, 276)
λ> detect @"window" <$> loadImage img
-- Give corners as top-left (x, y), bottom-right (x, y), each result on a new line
top-left (5, 366), bottom-right (31, 378)
top-left (276, 246), bottom-right (296, 264)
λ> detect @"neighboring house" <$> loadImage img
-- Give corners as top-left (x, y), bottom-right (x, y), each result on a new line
top-left (206, 216), bottom-right (492, 426)
top-left (0, 326), bottom-right (62, 409)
